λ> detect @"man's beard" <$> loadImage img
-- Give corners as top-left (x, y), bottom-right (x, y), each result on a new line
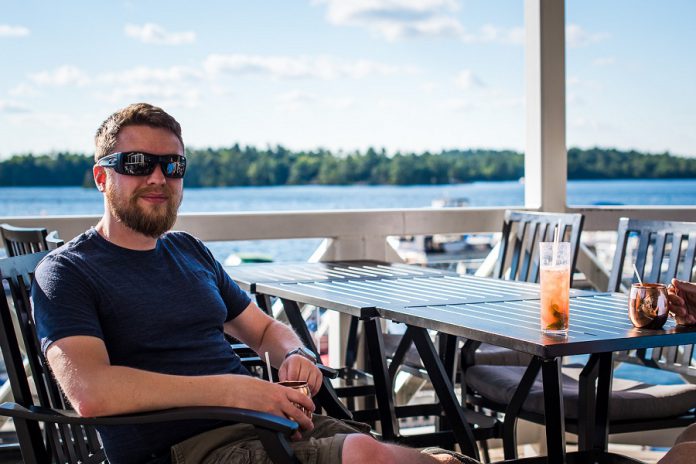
top-left (106, 183), bottom-right (182, 238)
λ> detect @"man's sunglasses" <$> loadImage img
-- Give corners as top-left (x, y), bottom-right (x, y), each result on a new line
top-left (97, 152), bottom-right (187, 179)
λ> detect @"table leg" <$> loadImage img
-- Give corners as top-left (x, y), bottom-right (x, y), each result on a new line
top-left (440, 333), bottom-right (459, 382)
top-left (593, 352), bottom-right (614, 452)
top-left (344, 316), bottom-right (360, 369)
top-left (409, 326), bottom-right (479, 460)
top-left (281, 299), bottom-right (318, 353)
top-left (387, 329), bottom-right (413, 381)
top-left (256, 294), bottom-right (274, 316)
top-left (364, 317), bottom-right (399, 440)
top-left (541, 357), bottom-right (566, 463)
top-left (280, 299), bottom-right (352, 420)
top-left (578, 353), bottom-right (600, 450)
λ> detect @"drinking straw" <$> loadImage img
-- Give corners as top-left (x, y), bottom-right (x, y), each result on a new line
top-left (632, 264), bottom-right (643, 285)
top-left (552, 220), bottom-right (561, 266)
top-left (264, 351), bottom-right (273, 383)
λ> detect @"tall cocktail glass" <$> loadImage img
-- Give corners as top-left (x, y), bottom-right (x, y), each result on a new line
top-left (539, 242), bottom-right (571, 334)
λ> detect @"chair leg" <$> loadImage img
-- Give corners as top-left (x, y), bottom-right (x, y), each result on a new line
top-left (502, 357), bottom-right (542, 460)
top-left (479, 439), bottom-right (491, 463)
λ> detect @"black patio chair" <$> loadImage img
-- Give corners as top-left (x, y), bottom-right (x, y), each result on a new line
top-left (0, 224), bottom-right (49, 257)
top-left (463, 217), bottom-right (696, 459)
top-left (45, 230), bottom-right (64, 251)
top-left (0, 251), bottom-right (302, 464)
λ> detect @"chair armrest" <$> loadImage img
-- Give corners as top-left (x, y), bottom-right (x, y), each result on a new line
top-left (0, 402), bottom-right (298, 434)
top-left (317, 364), bottom-right (338, 379)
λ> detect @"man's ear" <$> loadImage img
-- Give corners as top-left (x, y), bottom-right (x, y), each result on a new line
top-left (93, 165), bottom-right (107, 192)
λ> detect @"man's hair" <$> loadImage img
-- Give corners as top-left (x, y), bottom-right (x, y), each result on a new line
top-left (94, 103), bottom-right (184, 161)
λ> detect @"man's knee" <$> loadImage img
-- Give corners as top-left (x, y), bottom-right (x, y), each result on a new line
top-left (674, 423), bottom-right (696, 445)
top-left (342, 434), bottom-right (396, 464)
top-left (659, 442), bottom-right (696, 464)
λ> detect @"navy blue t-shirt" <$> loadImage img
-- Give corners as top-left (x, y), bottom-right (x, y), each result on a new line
top-left (32, 228), bottom-right (252, 464)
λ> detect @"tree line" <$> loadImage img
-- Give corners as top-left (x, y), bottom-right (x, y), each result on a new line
top-left (0, 146), bottom-right (694, 188)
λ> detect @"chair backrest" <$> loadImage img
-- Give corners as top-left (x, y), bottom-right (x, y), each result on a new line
top-left (45, 230), bottom-right (65, 251)
top-left (0, 224), bottom-right (48, 257)
top-left (608, 217), bottom-right (696, 292)
top-left (494, 210), bottom-right (584, 285)
top-left (0, 252), bottom-right (105, 463)
top-left (609, 217), bottom-right (696, 379)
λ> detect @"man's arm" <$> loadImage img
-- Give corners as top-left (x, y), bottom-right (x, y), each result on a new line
top-left (224, 302), bottom-right (323, 395)
top-left (45, 335), bottom-right (315, 432)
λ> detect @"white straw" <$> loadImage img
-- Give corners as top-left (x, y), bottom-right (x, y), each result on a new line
top-left (632, 264), bottom-right (643, 285)
top-left (264, 351), bottom-right (273, 383)
top-left (552, 220), bottom-right (561, 266)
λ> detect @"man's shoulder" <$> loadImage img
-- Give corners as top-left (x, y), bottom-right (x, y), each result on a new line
top-left (160, 231), bottom-right (219, 268)
top-left (161, 230), bottom-right (204, 251)
top-left (35, 229), bottom-right (98, 274)
top-left (33, 229), bottom-right (101, 293)
top-left (163, 230), bottom-right (197, 242)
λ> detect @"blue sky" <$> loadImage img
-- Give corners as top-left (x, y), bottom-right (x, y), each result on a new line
top-left (1, 0), bottom-right (694, 159)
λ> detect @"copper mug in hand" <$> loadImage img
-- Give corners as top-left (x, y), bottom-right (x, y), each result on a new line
top-left (278, 380), bottom-right (312, 419)
top-left (629, 283), bottom-right (669, 329)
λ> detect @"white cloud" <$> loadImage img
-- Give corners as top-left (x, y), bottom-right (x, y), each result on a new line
top-left (490, 95), bottom-right (523, 109)
top-left (461, 24), bottom-right (524, 45)
top-left (29, 65), bottom-right (91, 87)
top-left (95, 66), bottom-right (203, 108)
top-left (278, 90), bottom-right (318, 104)
top-left (5, 111), bottom-right (78, 129)
top-left (567, 92), bottom-right (584, 105)
top-left (455, 69), bottom-right (483, 89)
top-left (377, 16), bottom-right (465, 41)
top-left (99, 84), bottom-right (201, 108)
top-left (566, 75), bottom-right (601, 91)
top-left (124, 23), bottom-right (196, 45)
top-left (325, 96), bottom-right (355, 110)
top-left (98, 65), bottom-right (202, 85)
top-left (566, 24), bottom-right (609, 47)
top-left (204, 54), bottom-right (402, 80)
top-left (0, 100), bottom-right (30, 113)
top-left (276, 90), bottom-right (353, 111)
top-left (0, 24), bottom-right (30, 37)
top-left (315, 0), bottom-right (522, 43)
top-left (422, 82), bottom-right (437, 94)
top-left (593, 56), bottom-right (616, 66)
top-left (8, 83), bottom-right (39, 97)
top-left (316, 0), bottom-right (463, 40)
top-left (319, 0), bottom-right (460, 23)
top-left (569, 116), bottom-right (614, 131)
top-left (442, 97), bottom-right (475, 112)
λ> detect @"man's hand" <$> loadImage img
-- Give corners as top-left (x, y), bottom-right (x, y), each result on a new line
top-left (668, 279), bottom-right (696, 326)
top-left (224, 376), bottom-right (315, 439)
top-left (278, 354), bottom-right (323, 396)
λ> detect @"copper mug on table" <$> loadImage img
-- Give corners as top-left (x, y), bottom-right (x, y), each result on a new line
top-left (628, 283), bottom-right (669, 329)
top-left (278, 380), bottom-right (312, 419)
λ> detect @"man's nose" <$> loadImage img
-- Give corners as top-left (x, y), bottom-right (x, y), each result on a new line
top-left (146, 163), bottom-right (167, 185)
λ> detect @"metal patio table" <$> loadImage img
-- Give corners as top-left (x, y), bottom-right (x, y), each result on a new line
top-left (226, 261), bottom-right (696, 463)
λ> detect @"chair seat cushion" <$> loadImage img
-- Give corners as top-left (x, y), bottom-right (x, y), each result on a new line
top-left (473, 343), bottom-right (533, 366)
top-left (466, 364), bottom-right (696, 421)
top-left (383, 333), bottom-right (423, 369)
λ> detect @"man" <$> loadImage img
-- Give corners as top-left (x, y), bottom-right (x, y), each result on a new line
top-left (32, 103), bottom-right (470, 464)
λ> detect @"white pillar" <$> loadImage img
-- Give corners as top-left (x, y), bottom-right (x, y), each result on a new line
top-left (525, 0), bottom-right (567, 212)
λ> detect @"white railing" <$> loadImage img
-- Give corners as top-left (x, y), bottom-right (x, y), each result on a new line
top-left (3, 205), bottom-right (694, 258)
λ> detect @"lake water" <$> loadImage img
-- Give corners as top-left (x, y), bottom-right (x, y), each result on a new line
top-left (1, 179), bottom-right (695, 262)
